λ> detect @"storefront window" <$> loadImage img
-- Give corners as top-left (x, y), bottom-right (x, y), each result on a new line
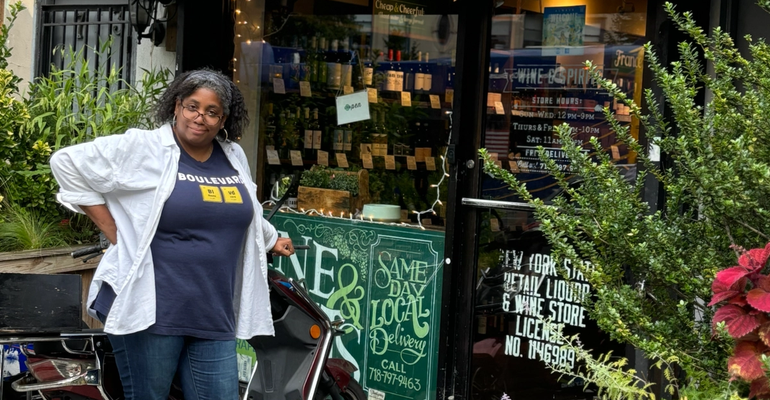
top-left (232, 1), bottom-right (457, 399)
top-left (474, 1), bottom-right (647, 399)
top-left (233, 0), bottom-right (458, 230)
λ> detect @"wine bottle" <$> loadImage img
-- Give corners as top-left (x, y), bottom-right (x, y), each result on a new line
top-left (344, 126), bottom-right (353, 152)
top-left (370, 109), bottom-right (382, 156)
top-left (379, 109), bottom-right (389, 156)
top-left (333, 128), bottom-right (344, 152)
top-left (395, 50), bottom-right (404, 92)
top-left (385, 49), bottom-right (396, 91)
top-left (364, 49), bottom-right (374, 87)
top-left (309, 36), bottom-right (319, 83)
top-left (423, 52), bottom-right (432, 92)
top-left (318, 37), bottom-right (328, 87)
top-left (328, 51), bottom-right (342, 89)
top-left (414, 51), bottom-right (424, 92)
top-left (312, 108), bottom-right (322, 150)
top-left (303, 107), bottom-right (313, 158)
top-left (342, 63), bottom-right (353, 88)
top-left (277, 110), bottom-right (288, 158)
top-left (290, 52), bottom-right (301, 88)
top-left (266, 103), bottom-right (277, 147)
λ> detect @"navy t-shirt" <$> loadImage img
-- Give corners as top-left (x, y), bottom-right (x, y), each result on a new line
top-left (93, 140), bottom-right (254, 340)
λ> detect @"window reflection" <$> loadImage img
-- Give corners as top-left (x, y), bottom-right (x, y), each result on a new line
top-left (474, 1), bottom-right (646, 399)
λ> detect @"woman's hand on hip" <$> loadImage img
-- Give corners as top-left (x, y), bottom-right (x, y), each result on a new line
top-left (81, 204), bottom-right (118, 245)
top-left (271, 237), bottom-right (295, 257)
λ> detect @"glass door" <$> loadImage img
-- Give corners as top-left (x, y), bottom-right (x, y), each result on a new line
top-left (463, 1), bottom-right (648, 399)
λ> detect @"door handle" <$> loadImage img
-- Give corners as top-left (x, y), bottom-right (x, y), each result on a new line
top-left (461, 198), bottom-right (536, 211)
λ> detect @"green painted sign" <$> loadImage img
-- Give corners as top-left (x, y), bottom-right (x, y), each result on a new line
top-left (267, 212), bottom-right (445, 400)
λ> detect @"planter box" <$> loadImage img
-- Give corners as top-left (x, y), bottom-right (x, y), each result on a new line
top-left (297, 169), bottom-right (370, 216)
top-left (0, 246), bottom-right (103, 329)
top-left (0, 273), bottom-right (82, 333)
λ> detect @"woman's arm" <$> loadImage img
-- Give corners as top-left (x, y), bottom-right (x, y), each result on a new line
top-left (50, 134), bottom-right (129, 213)
top-left (80, 205), bottom-right (118, 245)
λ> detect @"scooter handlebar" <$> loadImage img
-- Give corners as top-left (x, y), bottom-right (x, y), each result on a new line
top-left (71, 244), bottom-right (104, 258)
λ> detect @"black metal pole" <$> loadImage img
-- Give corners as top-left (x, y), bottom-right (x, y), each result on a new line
top-left (436, 0), bottom-right (493, 398)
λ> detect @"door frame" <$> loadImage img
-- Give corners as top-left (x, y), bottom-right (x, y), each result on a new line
top-left (436, 0), bottom-right (494, 398)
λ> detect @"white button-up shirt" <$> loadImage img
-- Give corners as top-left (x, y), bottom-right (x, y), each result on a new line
top-left (50, 124), bottom-right (277, 338)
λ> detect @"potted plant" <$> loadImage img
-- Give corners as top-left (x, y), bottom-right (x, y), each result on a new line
top-left (297, 166), bottom-right (370, 216)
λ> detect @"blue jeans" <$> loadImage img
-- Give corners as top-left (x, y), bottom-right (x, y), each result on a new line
top-left (107, 331), bottom-right (239, 400)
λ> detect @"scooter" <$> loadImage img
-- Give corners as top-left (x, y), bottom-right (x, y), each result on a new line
top-left (1, 245), bottom-right (364, 400)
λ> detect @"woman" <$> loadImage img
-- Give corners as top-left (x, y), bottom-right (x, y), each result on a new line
top-left (50, 69), bottom-right (294, 400)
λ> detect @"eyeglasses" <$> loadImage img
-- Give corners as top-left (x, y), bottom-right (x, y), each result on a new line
top-left (181, 104), bottom-right (223, 126)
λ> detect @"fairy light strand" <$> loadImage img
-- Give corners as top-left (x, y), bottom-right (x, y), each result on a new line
top-left (413, 110), bottom-right (453, 230)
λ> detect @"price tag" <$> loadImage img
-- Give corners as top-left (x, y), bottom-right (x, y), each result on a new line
top-left (509, 160), bottom-right (520, 173)
top-left (313, 131), bottom-right (322, 150)
top-left (304, 130), bottom-right (313, 149)
top-left (415, 147), bottom-right (430, 162)
top-left (611, 145), bottom-right (621, 160)
top-left (299, 81), bottom-right (312, 97)
top-left (385, 155), bottom-right (396, 170)
top-left (267, 149), bottom-right (281, 165)
top-left (360, 143), bottom-right (372, 155)
top-left (423, 218), bottom-right (433, 226)
top-left (401, 91), bottom-right (412, 107)
top-left (445, 88), bottom-right (454, 104)
top-left (343, 85), bottom-right (354, 95)
top-left (425, 156), bottom-right (436, 171)
top-left (290, 150), bottom-right (303, 166)
top-left (367, 88), bottom-right (378, 103)
top-left (362, 153), bottom-right (374, 169)
top-left (494, 101), bottom-right (505, 115)
top-left (406, 156), bottom-right (417, 170)
top-left (317, 150), bottom-right (329, 166)
top-left (336, 153), bottom-right (349, 168)
top-left (273, 78), bottom-right (286, 94)
top-left (430, 95), bottom-right (441, 109)
top-left (489, 152), bottom-right (498, 161)
top-left (495, 160), bottom-right (503, 168)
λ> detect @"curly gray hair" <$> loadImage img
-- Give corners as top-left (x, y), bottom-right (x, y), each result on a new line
top-left (155, 69), bottom-right (249, 141)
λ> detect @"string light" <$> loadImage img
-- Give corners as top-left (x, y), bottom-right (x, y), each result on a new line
top-left (413, 110), bottom-right (453, 229)
top-left (262, 202), bottom-right (447, 229)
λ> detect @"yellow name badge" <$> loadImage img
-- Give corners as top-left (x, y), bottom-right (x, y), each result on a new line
top-left (200, 185), bottom-right (223, 203)
top-left (221, 186), bottom-right (244, 204)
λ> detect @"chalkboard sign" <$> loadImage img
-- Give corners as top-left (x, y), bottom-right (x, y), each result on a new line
top-left (266, 213), bottom-right (445, 400)
top-left (0, 273), bottom-right (82, 333)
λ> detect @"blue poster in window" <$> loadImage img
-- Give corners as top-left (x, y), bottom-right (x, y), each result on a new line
top-left (542, 6), bottom-right (586, 56)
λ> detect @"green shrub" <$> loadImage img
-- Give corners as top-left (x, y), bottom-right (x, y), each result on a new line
top-left (300, 166), bottom-right (360, 196)
top-left (0, 1), bottom-right (171, 249)
top-left (0, 201), bottom-right (68, 251)
top-left (480, 1), bottom-right (770, 398)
